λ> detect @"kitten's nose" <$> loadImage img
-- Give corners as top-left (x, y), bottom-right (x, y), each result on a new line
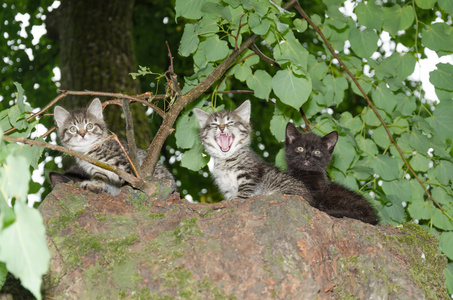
top-left (219, 124), bottom-right (225, 132)
top-left (79, 129), bottom-right (86, 137)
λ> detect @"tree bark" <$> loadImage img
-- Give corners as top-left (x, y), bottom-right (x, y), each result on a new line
top-left (40, 184), bottom-right (449, 299)
top-left (46, 0), bottom-right (151, 146)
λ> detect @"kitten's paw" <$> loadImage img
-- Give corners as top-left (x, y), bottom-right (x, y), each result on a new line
top-left (80, 180), bottom-right (104, 194)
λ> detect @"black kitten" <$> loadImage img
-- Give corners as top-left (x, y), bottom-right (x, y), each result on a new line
top-left (285, 123), bottom-right (378, 225)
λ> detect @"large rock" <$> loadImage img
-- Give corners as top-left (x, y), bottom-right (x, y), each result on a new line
top-left (40, 182), bottom-right (448, 299)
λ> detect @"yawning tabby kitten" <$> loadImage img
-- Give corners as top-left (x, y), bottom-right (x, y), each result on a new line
top-left (54, 98), bottom-right (174, 195)
top-left (193, 101), bottom-right (313, 204)
top-left (285, 123), bottom-right (378, 224)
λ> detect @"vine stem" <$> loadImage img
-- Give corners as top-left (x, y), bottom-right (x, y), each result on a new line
top-left (293, 2), bottom-right (450, 219)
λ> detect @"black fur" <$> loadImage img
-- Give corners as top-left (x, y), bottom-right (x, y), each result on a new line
top-left (285, 123), bottom-right (378, 225)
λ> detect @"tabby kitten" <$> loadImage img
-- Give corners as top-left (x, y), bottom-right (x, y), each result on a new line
top-left (193, 101), bottom-right (313, 204)
top-left (285, 123), bottom-right (378, 225)
top-left (54, 98), bottom-right (174, 196)
top-left (49, 166), bottom-right (88, 187)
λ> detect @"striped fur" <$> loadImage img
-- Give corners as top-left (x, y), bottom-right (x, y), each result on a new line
top-left (54, 98), bottom-right (174, 195)
top-left (193, 100), bottom-right (313, 204)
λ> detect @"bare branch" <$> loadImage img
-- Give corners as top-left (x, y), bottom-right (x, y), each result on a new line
top-left (120, 99), bottom-right (142, 177)
top-left (166, 41), bottom-right (182, 97)
top-left (250, 43), bottom-right (281, 68)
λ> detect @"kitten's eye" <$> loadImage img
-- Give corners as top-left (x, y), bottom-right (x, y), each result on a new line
top-left (86, 123), bottom-right (94, 130)
top-left (314, 150), bottom-right (321, 156)
top-left (296, 147), bottom-right (304, 152)
top-left (69, 126), bottom-right (77, 133)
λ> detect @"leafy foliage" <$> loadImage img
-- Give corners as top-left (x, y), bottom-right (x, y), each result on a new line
top-left (171, 0), bottom-right (453, 293)
top-left (0, 84), bottom-right (49, 299)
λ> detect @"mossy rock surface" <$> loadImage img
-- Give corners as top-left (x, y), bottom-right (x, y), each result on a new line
top-left (39, 183), bottom-right (448, 299)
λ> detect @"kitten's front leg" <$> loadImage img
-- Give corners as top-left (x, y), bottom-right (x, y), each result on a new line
top-left (80, 173), bottom-right (107, 194)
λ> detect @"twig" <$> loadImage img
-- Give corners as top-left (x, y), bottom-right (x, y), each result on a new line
top-left (293, 2), bottom-right (448, 217)
top-left (120, 98), bottom-right (142, 177)
top-left (166, 41), bottom-right (182, 97)
top-left (250, 43), bottom-right (281, 68)
top-left (205, 90), bottom-right (255, 95)
top-left (235, 14), bottom-right (247, 51)
top-left (2, 135), bottom-right (143, 188)
top-left (59, 90), bottom-right (165, 117)
top-left (299, 108), bottom-right (311, 132)
top-left (111, 132), bottom-right (141, 178)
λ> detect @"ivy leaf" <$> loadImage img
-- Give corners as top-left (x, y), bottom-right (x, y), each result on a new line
top-left (383, 4), bottom-right (415, 36)
top-left (371, 154), bottom-right (400, 181)
top-left (0, 202), bottom-right (50, 300)
top-left (179, 24), bottom-right (199, 57)
top-left (181, 142), bottom-right (209, 171)
top-left (272, 68), bottom-right (312, 110)
top-left (246, 70), bottom-right (272, 100)
top-left (348, 27), bottom-right (378, 58)
top-left (354, 2), bottom-right (383, 31)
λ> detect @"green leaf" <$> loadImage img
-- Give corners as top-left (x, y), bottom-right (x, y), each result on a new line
top-left (202, 35), bottom-right (230, 62)
top-left (355, 2), bottom-right (383, 31)
top-left (408, 131), bottom-right (430, 153)
top-left (416, 0), bottom-right (436, 9)
top-left (438, 0), bottom-right (453, 15)
top-left (421, 23), bottom-right (453, 53)
top-left (373, 125), bottom-right (390, 148)
top-left (432, 187), bottom-right (453, 206)
top-left (176, 0), bottom-right (218, 19)
top-left (407, 200), bottom-right (431, 220)
top-left (269, 113), bottom-right (290, 142)
top-left (293, 19), bottom-right (307, 33)
top-left (0, 202), bottom-right (50, 300)
top-left (381, 179), bottom-right (412, 203)
top-left (248, 13), bottom-right (271, 35)
top-left (232, 63), bottom-right (252, 82)
top-left (372, 83), bottom-right (396, 113)
top-left (445, 263), bottom-right (453, 295)
top-left (175, 113), bottom-right (200, 149)
top-left (357, 136), bottom-right (378, 156)
top-left (273, 30), bottom-right (309, 68)
top-left (339, 112), bottom-right (363, 134)
top-left (275, 148), bottom-right (286, 171)
top-left (0, 262), bottom-right (6, 289)
top-left (201, 2), bottom-right (231, 20)
top-left (410, 153), bottom-right (431, 172)
top-left (394, 94), bottom-right (416, 115)
top-left (13, 82), bottom-right (25, 113)
top-left (380, 53), bottom-right (417, 81)
top-left (272, 68), bottom-right (312, 109)
top-left (434, 160), bottom-right (453, 186)
top-left (181, 142), bottom-right (209, 171)
top-left (429, 63), bottom-right (453, 91)
top-left (351, 79), bottom-right (372, 97)
top-left (331, 137), bottom-right (357, 172)
top-left (348, 27), bottom-right (379, 58)
top-left (432, 207), bottom-right (453, 230)
top-left (380, 195), bottom-right (406, 224)
top-left (246, 70), bottom-right (272, 100)
top-left (372, 154), bottom-right (399, 181)
top-left (0, 155), bottom-right (30, 202)
top-left (197, 15), bottom-right (219, 37)
top-left (322, 75), bottom-right (348, 105)
top-left (362, 108), bottom-right (380, 127)
top-left (179, 24), bottom-right (199, 57)
top-left (383, 4), bottom-right (415, 36)
top-left (427, 100), bottom-right (453, 141)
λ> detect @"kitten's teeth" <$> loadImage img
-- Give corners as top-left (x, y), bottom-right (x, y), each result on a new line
top-left (215, 133), bottom-right (234, 152)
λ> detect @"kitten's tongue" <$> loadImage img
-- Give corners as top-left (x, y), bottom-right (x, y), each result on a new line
top-left (215, 133), bottom-right (234, 152)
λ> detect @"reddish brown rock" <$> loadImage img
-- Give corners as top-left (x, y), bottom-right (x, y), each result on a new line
top-left (40, 182), bottom-right (448, 299)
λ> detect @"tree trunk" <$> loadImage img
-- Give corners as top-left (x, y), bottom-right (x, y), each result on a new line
top-left (40, 183), bottom-right (449, 299)
top-left (46, 0), bottom-right (151, 146)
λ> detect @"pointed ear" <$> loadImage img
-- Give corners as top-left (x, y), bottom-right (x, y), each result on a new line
top-left (285, 122), bottom-right (299, 144)
top-left (54, 106), bottom-right (71, 128)
top-left (87, 98), bottom-right (104, 120)
top-left (234, 100), bottom-right (251, 123)
top-left (322, 131), bottom-right (338, 153)
top-left (193, 108), bottom-right (211, 127)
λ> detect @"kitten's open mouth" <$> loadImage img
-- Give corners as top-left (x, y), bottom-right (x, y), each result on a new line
top-left (215, 133), bottom-right (234, 152)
